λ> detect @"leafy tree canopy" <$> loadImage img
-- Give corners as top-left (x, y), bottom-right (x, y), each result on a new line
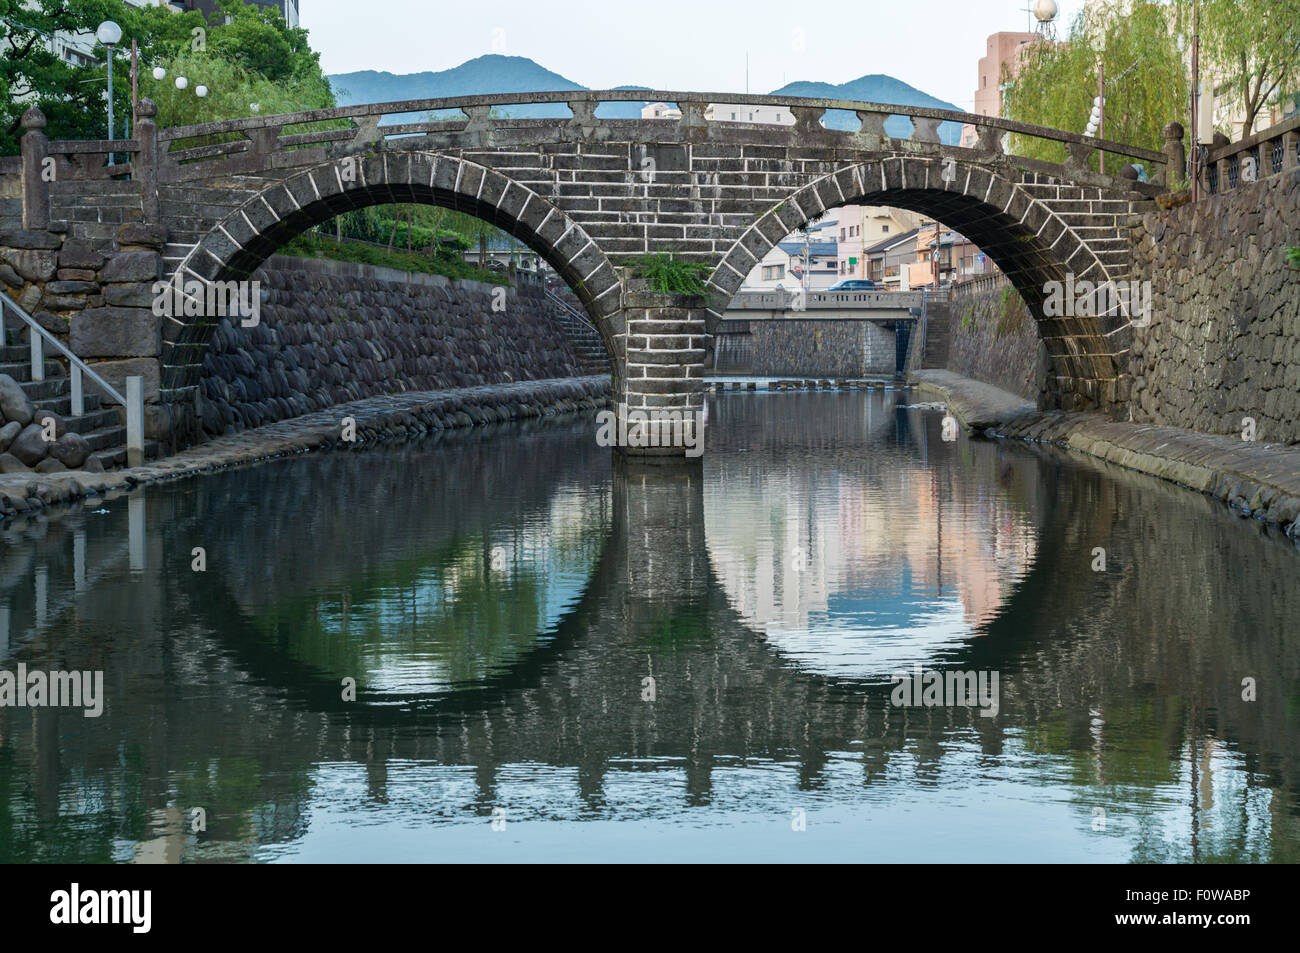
top-left (2, 0), bottom-right (333, 152)
top-left (1003, 3), bottom-right (1188, 169)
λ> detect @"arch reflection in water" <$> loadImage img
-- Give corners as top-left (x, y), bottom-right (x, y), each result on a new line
top-left (0, 395), bottom-right (1299, 862)
top-left (704, 391), bottom-right (1040, 677)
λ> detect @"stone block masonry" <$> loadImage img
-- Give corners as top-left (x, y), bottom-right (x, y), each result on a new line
top-left (946, 275), bottom-right (1052, 406)
top-left (199, 256), bottom-right (594, 436)
top-left (1128, 170), bottom-right (1300, 443)
top-left (745, 318), bottom-right (901, 378)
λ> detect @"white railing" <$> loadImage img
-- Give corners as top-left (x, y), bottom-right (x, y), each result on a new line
top-left (0, 293), bottom-right (144, 466)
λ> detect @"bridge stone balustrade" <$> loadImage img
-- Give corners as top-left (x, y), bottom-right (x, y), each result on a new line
top-left (0, 91), bottom-right (1187, 456)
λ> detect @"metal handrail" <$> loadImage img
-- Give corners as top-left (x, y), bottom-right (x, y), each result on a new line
top-left (0, 291), bottom-right (144, 465)
top-left (544, 286), bottom-right (602, 338)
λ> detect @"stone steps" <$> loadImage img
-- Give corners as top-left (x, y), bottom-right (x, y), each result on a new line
top-left (0, 331), bottom-right (157, 470)
top-left (544, 288), bottom-right (610, 375)
top-left (0, 359), bottom-right (63, 382)
top-left (922, 309), bottom-right (950, 369)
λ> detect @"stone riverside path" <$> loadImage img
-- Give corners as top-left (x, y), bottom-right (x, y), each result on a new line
top-left (915, 368), bottom-right (1300, 536)
top-left (0, 376), bottom-right (608, 518)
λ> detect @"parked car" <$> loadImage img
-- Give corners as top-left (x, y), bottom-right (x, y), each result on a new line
top-left (825, 279), bottom-right (877, 291)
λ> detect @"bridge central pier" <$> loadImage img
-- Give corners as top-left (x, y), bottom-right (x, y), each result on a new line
top-left (608, 287), bottom-right (711, 463)
top-left (611, 453), bottom-right (711, 623)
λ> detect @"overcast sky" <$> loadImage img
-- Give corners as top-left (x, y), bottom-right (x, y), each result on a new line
top-left (303, 0), bottom-right (1089, 110)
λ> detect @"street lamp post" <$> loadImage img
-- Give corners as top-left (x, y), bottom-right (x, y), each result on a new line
top-left (96, 20), bottom-right (123, 165)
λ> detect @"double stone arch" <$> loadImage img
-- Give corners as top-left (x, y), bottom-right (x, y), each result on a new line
top-left (167, 148), bottom-right (1132, 414)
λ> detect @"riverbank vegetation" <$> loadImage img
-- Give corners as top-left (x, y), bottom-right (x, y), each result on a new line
top-left (1003, 0), bottom-right (1299, 166)
top-left (275, 231), bottom-right (509, 285)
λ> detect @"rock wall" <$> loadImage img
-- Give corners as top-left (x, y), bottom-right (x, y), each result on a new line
top-left (946, 275), bottom-right (1051, 405)
top-left (199, 256), bottom-right (591, 436)
top-left (740, 319), bottom-right (902, 378)
top-left (1128, 171), bottom-right (1300, 442)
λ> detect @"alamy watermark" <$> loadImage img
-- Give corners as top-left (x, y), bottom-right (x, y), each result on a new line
top-left (1042, 276), bottom-right (1152, 327)
top-left (0, 664), bottom-right (104, 717)
top-left (595, 402), bottom-right (705, 457)
top-left (890, 664), bottom-right (1000, 717)
top-left (151, 275), bottom-right (261, 327)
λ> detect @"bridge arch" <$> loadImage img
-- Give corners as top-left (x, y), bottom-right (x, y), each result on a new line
top-left (163, 150), bottom-right (624, 418)
top-left (708, 156), bottom-right (1135, 410)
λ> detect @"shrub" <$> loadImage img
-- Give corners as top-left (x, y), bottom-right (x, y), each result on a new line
top-left (632, 252), bottom-right (712, 295)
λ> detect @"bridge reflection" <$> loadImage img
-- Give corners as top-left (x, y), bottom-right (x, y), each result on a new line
top-left (0, 399), bottom-right (1297, 861)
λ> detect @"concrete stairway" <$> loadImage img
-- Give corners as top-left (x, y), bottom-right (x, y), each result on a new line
top-left (544, 287), bottom-right (610, 375)
top-left (921, 304), bottom-right (951, 369)
top-left (0, 337), bottom-right (158, 469)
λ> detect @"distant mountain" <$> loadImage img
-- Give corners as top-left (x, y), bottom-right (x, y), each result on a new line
top-left (328, 55), bottom-right (963, 140)
top-left (770, 75), bottom-right (964, 144)
top-left (329, 55), bottom-right (646, 121)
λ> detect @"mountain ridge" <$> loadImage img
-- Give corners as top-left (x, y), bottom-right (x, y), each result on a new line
top-left (328, 54), bottom-right (965, 141)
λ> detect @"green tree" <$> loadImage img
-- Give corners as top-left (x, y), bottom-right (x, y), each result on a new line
top-left (0, 0), bottom-right (10, 116)
top-left (1, 0), bottom-right (134, 150)
top-left (1003, 4), bottom-right (1189, 169)
top-left (2, 0), bottom-right (334, 152)
top-left (1195, 0), bottom-right (1300, 136)
top-left (137, 48), bottom-right (334, 130)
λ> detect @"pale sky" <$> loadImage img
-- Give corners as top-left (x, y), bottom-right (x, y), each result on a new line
top-left (303, 0), bottom-right (1090, 111)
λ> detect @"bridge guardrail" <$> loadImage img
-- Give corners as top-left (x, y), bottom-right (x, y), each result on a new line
top-left (136, 89), bottom-right (1167, 188)
top-left (1202, 114), bottom-right (1300, 195)
top-left (730, 288), bottom-right (939, 311)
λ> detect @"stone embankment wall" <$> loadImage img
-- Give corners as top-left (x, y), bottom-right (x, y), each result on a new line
top-left (1128, 171), bottom-right (1300, 442)
top-left (713, 318), bottom-right (906, 378)
top-left (945, 275), bottom-right (1051, 406)
top-left (199, 256), bottom-right (592, 436)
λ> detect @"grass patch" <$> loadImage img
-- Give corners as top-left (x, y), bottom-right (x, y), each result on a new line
top-left (274, 233), bottom-right (509, 285)
top-left (996, 285), bottom-right (1025, 338)
top-left (632, 251), bottom-right (712, 295)
top-left (1288, 247), bottom-right (1300, 270)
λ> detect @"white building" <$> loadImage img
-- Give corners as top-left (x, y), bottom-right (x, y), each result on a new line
top-left (745, 238), bottom-right (840, 292)
top-left (639, 102), bottom-right (794, 124)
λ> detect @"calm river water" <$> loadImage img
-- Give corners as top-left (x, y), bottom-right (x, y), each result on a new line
top-left (1, 389), bottom-right (1298, 862)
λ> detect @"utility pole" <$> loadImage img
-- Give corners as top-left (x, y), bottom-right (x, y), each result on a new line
top-left (1098, 58), bottom-right (1106, 175)
top-left (131, 39), bottom-right (138, 134)
top-left (1191, 0), bottom-right (1201, 200)
top-left (932, 221), bottom-right (941, 289)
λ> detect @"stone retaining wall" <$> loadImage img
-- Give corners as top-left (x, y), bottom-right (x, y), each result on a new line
top-left (199, 256), bottom-right (589, 436)
top-left (945, 275), bottom-right (1051, 405)
top-left (1128, 170), bottom-right (1300, 442)
top-left (745, 318), bottom-right (901, 378)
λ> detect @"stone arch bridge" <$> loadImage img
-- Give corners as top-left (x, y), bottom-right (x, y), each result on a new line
top-left (1, 90), bottom-right (1183, 453)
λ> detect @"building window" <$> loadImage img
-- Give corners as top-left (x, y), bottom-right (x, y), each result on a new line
top-left (882, 225), bottom-right (889, 232)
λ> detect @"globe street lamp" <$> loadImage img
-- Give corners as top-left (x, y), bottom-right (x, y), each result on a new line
top-left (96, 20), bottom-right (123, 164)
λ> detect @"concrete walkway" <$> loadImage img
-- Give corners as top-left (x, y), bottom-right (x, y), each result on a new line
top-left (912, 369), bottom-right (1037, 429)
top-left (912, 369), bottom-right (1300, 535)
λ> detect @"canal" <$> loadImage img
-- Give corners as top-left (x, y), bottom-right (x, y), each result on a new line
top-left (1, 389), bottom-right (1297, 862)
